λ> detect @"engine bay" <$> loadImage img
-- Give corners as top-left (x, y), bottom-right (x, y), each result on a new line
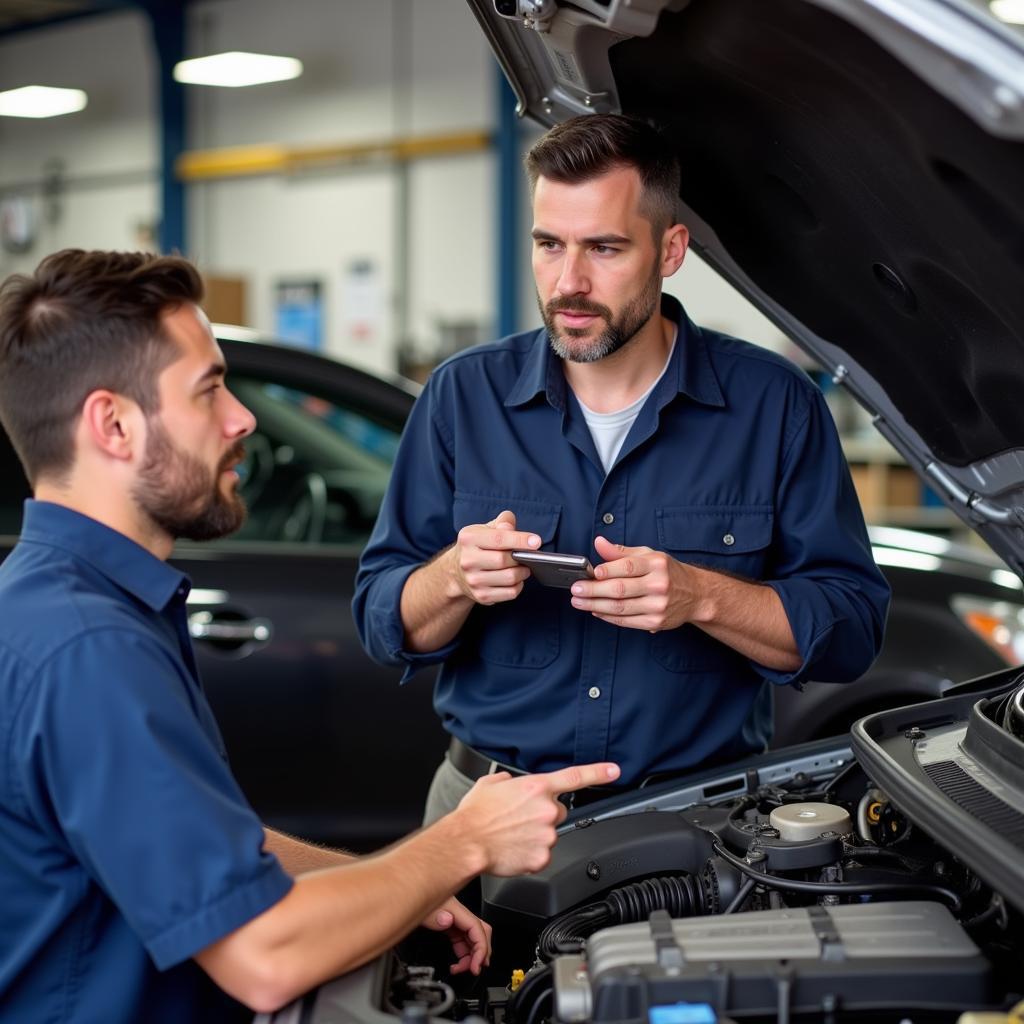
top-left (295, 672), bottom-right (1024, 1024)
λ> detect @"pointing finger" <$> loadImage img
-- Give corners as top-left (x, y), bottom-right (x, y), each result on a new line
top-left (541, 762), bottom-right (621, 795)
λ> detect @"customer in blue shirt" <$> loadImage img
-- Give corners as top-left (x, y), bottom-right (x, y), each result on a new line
top-left (354, 114), bottom-right (890, 823)
top-left (0, 249), bottom-right (620, 1023)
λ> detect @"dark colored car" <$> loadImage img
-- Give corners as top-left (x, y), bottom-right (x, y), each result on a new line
top-left (773, 524), bottom-right (1024, 746)
top-left (1, 327), bottom-right (1021, 853)
top-left (256, 0), bottom-right (1024, 1020)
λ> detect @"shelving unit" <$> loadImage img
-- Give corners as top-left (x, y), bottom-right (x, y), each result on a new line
top-left (840, 435), bottom-right (960, 533)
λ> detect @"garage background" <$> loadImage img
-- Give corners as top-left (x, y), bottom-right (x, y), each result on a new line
top-left (0, 1), bottom-right (786, 379)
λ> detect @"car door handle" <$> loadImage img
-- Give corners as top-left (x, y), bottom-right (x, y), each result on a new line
top-left (188, 610), bottom-right (273, 644)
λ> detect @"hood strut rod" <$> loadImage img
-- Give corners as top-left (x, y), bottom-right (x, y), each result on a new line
top-left (924, 462), bottom-right (1016, 524)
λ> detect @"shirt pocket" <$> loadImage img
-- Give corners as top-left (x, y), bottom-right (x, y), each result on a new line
top-left (652, 504), bottom-right (774, 672)
top-left (452, 493), bottom-right (562, 669)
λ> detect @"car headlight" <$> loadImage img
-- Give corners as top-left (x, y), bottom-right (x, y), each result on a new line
top-left (951, 595), bottom-right (1024, 666)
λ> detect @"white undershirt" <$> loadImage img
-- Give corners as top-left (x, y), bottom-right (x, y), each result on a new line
top-left (575, 330), bottom-right (677, 474)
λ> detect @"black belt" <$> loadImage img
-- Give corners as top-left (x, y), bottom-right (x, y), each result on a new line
top-left (448, 737), bottom-right (527, 779)
top-left (447, 738), bottom-right (635, 809)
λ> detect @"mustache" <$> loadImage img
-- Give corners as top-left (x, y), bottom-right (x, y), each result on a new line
top-left (219, 441), bottom-right (247, 474)
top-left (545, 297), bottom-right (612, 320)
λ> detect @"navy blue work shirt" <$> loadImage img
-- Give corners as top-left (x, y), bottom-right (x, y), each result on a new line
top-left (354, 297), bottom-right (891, 783)
top-left (0, 501), bottom-right (293, 1023)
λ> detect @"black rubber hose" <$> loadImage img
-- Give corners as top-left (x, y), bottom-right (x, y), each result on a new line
top-left (723, 876), bottom-right (756, 914)
top-left (537, 904), bottom-right (609, 958)
top-left (537, 874), bottom-right (709, 960)
top-left (606, 875), bottom-right (706, 921)
top-left (711, 839), bottom-right (962, 912)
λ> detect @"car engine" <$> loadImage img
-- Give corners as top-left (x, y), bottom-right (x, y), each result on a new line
top-left (283, 672), bottom-right (1024, 1024)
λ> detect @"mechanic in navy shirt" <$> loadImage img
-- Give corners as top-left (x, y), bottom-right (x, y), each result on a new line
top-left (354, 114), bottom-right (891, 823)
top-left (0, 249), bottom-right (620, 1023)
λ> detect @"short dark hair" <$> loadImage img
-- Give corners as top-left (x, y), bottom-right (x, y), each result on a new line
top-left (0, 249), bottom-right (204, 485)
top-left (525, 113), bottom-right (681, 235)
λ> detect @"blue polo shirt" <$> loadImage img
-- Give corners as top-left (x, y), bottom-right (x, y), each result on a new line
top-left (0, 501), bottom-right (293, 1023)
top-left (354, 297), bottom-right (890, 782)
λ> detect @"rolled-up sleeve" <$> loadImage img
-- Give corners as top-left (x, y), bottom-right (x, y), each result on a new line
top-left (759, 388), bottom-right (891, 686)
top-left (353, 378), bottom-right (462, 679)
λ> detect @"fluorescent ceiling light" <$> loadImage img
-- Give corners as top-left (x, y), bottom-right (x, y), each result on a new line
top-left (0, 85), bottom-right (87, 119)
top-left (173, 52), bottom-right (303, 88)
top-left (869, 525), bottom-right (951, 556)
top-left (992, 569), bottom-right (1024, 591)
top-left (870, 547), bottom-right (942, 573)
top-left (991, 0), bottom-right (1024, 24)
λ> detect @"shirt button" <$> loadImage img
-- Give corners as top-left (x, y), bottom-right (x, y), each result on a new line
top-left (723, 533), bottom-right (735, 546)
top-left (602, 513), bottom-right (615, 525)
top-left (588, 686), bottom-right (601, 699)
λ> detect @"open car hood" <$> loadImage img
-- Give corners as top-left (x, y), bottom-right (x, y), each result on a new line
top-left (468, 0), bottom-right (1024, 577)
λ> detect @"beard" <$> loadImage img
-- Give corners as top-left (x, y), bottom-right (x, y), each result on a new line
top-left (540, 267), bottom-right (662, 364)
top-left (132, 418), bottom-right (247, 542)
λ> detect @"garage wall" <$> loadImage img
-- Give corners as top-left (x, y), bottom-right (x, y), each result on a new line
top-left (0, 0), bottom-right (786, 374)
top-left (0, 11), bottom-right (159, 270)
top-left (183, 0), bottom-right (496, 375)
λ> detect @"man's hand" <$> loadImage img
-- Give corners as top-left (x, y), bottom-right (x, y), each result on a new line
top-left (400, 510), bottom-right (542, 653)
top-left (569, 535), bottom-right (699, 632)
top-left (421, 897), bottom-right (493, 975)
top-left (453, 762), bottom-right (621, 876)
top-left (570, 537), bottom-right (802, 670)
top-left (449, 509), bottom-right (541, 606)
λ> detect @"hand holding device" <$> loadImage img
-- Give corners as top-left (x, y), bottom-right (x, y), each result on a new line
top-left (511, 549), bottom-right (595, 588)
top-left (451, 509), bottom-right (540, 606)
top-left (566, 534), bottom-right (692, 630)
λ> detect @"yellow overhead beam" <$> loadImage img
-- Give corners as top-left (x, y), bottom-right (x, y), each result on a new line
top-left (176, 129), bottom-right (493, 182)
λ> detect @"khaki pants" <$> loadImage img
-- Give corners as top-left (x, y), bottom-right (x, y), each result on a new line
top-left (422, 753), bottom-right (477, 826)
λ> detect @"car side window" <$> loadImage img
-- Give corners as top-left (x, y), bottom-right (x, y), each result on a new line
top-left (0, 374), bottom-right (400, 547)
top-left (222, 376), bottom-right (400, 548)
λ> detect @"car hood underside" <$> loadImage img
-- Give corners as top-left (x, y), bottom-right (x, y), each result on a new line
top-left (469, 0), bottom-right (1024, 575)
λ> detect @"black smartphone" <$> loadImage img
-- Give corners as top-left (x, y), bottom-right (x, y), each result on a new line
top-left (511, 550), bottom-right (595, 588)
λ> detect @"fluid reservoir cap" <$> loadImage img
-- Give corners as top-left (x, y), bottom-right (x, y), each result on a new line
top-left (649, 1004), bottom-right (716, 1024)
top-left (769, 802), bottom-right (852, 842)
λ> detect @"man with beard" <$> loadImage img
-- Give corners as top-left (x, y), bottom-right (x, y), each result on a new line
top-left (0, 249), bottom-right (619, 1023)
top-left (354, 114), bottom-right (890, 823)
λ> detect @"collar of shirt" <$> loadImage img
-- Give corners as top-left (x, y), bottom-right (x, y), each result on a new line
top-left (19, 500), bottom-right (190, 612)
top-left (503, 294), bottom-right (726, 412)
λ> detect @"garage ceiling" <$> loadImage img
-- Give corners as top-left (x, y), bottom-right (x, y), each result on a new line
top-left (0, 1), bottom-right (195, 36)
top-left (0, 1), bottom-right (99, 31)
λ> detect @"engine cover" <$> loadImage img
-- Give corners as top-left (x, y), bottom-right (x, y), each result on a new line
top-left (483, 812), bottom-right (716, 924)
top-left (553, 902), bottom-right (992, 1022)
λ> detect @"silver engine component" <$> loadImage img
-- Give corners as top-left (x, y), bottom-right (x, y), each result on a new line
top-left (769, 801), bottom-right (853, 842)
top-left (553, 902), bottom-right (990, 1022)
